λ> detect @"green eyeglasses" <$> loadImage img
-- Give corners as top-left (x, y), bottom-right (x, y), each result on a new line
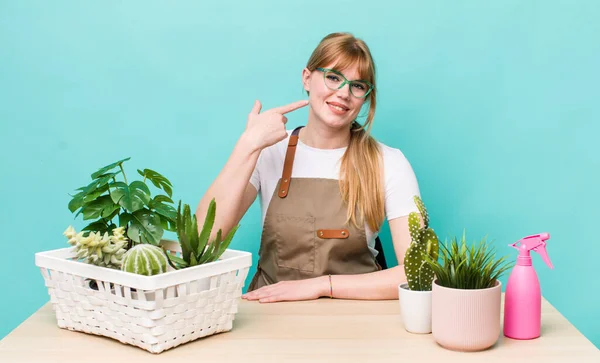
top-left (316, 67), bottom-right (374, 98)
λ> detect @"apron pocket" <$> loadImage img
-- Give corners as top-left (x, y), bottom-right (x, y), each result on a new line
top-left (273, 214), bottom-right (316, 272)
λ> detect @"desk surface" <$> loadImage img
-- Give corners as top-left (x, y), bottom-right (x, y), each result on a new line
top-left (0, 296), bottom-right (597, 362)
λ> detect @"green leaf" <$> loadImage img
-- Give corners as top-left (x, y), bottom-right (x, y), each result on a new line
top-left (94, 170), bottom-right (121, 180)
top-left (119, 212), bottom-right (133, 227)
top-left (91, 157), bottom-right (131, 179)
top-left (190, 214), bottom-right (200, 257)
top-left (148, 199), bottom-right (177, 221)
top-left (164, 250), bottom-right (188, 269)
top-left (197, 199), bottom-right (216, 257)
top-left (127, 209), bottom-right (163, 245)
top-left (68, 192), bottom-right (85, 213)
top-left (82, 221), bottom-right (109, 233)
top-left (100, 203), bottom-right (120, 219)
top-left (159, 215), bottom-right (177, 232)
top-left (176, 201), bottom-right (193, 262)
top-left (82, 183), bottom-right (110, 204)
top-left (110, 181), bottom-right (151, 213)
top-left (69, 173), bottom-right (119, 215)
top-left (153, 195), bottom-right (174, 204)
top-left (103, 206), bottom-right (120, 222)
top-left (81, 195), bottom-right (117, 220)
top-left (200, 230), bottom-right (221, 264)
top-left (137, 168), bottom-right (173, 197)
top-left (214, 224), bottom-right (239, 261)
top-left (190, 252), bottom-right (198, 267)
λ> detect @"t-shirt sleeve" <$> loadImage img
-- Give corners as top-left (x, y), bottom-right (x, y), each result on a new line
top-left (383, 148), bottom-right (421, 220)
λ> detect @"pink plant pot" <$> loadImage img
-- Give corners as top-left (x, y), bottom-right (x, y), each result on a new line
top-left (432, 279), bottom-right (502, 351)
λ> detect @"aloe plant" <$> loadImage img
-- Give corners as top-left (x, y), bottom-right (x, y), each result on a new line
top-left (403, 196), bottom-right (439, 291)
top-left (422, 231), bottom-right (514, 290)
top-left (165, 199), bottom-right (239, 269)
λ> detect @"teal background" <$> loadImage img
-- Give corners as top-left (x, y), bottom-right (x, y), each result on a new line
top-left (1, 0), bottom-right (598, 348)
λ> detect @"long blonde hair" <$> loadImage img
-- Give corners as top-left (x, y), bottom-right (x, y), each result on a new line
top-left (305, 32), bottom-right (385, 232)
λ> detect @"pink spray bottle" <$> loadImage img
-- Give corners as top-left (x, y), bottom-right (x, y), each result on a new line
top-left (503, 233), bottom-right (554, 339)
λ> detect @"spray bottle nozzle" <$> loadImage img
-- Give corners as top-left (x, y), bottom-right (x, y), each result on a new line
top-left (509, 233), bottom-right (554, 269)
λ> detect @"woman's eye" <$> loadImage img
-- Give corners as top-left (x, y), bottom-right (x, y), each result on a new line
top-left (352, 83), bottom-right (366, 90)
top-left (327, 75), bottom-right (341, 82)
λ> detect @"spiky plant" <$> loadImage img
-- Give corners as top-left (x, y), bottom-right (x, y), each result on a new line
top-left (403, 196), bottom-right (439, 291)
top-left (165, 199), bottom-right (239, 269)
top-left (422, 231), bottom-right (514, 290)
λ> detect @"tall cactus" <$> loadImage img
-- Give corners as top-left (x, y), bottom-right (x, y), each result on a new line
top-left (403, 196), bottom-right (440, 291)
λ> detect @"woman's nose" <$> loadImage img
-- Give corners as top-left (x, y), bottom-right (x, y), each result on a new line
top-left (336, 83), bottom-right (351, 99)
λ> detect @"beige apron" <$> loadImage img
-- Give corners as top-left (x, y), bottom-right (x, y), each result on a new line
top-left (248, 126), bottom-right (380, 291)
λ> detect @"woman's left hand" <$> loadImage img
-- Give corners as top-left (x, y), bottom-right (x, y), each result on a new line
top-left (241, 277), bottom-right (329, 303)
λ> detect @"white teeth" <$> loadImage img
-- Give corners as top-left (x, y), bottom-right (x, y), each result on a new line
top-left (330, 104), bottom-right (346, 111)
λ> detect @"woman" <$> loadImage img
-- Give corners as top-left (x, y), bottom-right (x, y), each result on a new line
top-left (196, 32), bottom-right (421, 303)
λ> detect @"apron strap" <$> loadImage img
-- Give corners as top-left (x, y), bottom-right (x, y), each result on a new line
top-left (278, 126), bottom-right (303, 198)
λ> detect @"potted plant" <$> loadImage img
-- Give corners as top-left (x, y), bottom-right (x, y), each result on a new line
top-left (35, 157), bottom-right (252, 354)
top-left (423, 231), bottom-right (513, 351)
top-left (398, 196), bottom-right (439, 334)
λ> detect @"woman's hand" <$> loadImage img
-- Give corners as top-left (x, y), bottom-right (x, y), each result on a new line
top-left (241, 276), bottom-right (329, 303)
top-left (243, 99), bottom-right (309, 152)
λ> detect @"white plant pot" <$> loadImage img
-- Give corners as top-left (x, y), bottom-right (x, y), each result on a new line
top-left (398, 282), bottom-right (432, 334)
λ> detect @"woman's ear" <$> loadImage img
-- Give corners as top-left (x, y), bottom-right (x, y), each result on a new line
top-left (302, 68), bottom-right (311, 92)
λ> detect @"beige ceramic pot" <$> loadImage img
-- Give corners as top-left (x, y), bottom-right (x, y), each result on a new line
top-left (432, 279), bottom-right (502, 351)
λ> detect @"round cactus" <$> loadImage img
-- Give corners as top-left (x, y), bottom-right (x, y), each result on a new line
top-left (121, 244), bottom-right (168, 276)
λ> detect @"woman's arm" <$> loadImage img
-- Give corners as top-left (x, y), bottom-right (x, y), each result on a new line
top-left (326, 215), bottom-right (411, 300)
top-left (243, 214), bottom-right (421, 302)
top-left (195, 133), bottom-right (260, 240)
top-left (196, 100), bottom-right (309, 240)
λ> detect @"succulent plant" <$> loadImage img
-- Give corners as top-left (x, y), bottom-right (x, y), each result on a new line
top-left (165, 199), bottom-right (239, 269)
top-left (403, 196), bottom-right (440, 291)
top-left (121, 244), bottom-right (168, 276)
top-left (422, 231), bottom-right (513, 290)
top-left (64, 225), bottom-right (128, 269)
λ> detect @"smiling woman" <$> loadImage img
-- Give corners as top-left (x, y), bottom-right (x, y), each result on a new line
top-left (195, 32), bottom-right (422, 303)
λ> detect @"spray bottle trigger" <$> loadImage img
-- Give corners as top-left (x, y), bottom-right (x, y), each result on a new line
top-left (533, 242), bottom-right (554, 269)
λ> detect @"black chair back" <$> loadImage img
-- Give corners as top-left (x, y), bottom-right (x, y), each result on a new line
top-left (374, 236), bottom-right (388, 270)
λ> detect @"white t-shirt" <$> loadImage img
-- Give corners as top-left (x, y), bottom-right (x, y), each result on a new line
top-left (249, 130), bottom-right (421, 257)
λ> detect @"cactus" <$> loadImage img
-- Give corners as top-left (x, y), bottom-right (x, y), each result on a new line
top-left (165, 199), bottom-right (239, 269)
top-left (403, 196), bottom-right (440, 291)
top-left (64, 225), bottom-right (129, 269)
top-left (121, 244), bottom-right (168, 276)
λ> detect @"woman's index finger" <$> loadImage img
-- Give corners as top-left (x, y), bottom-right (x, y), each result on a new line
top-left (272, 100), bottom-right (309, 114)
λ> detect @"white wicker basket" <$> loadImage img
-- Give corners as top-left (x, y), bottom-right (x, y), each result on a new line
top-left (35, 239), bottom-right (252, 354)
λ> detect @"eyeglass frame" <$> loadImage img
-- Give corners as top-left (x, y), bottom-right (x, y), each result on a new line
top-left (315, 67), bottom-right (374, 98)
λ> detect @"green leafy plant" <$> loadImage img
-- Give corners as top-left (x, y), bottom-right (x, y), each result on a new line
top-left (403, 196), bottom-right (440, 291)
top-left (67, 157), bottom-right (177, 247)
top-left (423, 231), bottom-right (514, 290)
top-left (165, 199), bottom-right (239, 269)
